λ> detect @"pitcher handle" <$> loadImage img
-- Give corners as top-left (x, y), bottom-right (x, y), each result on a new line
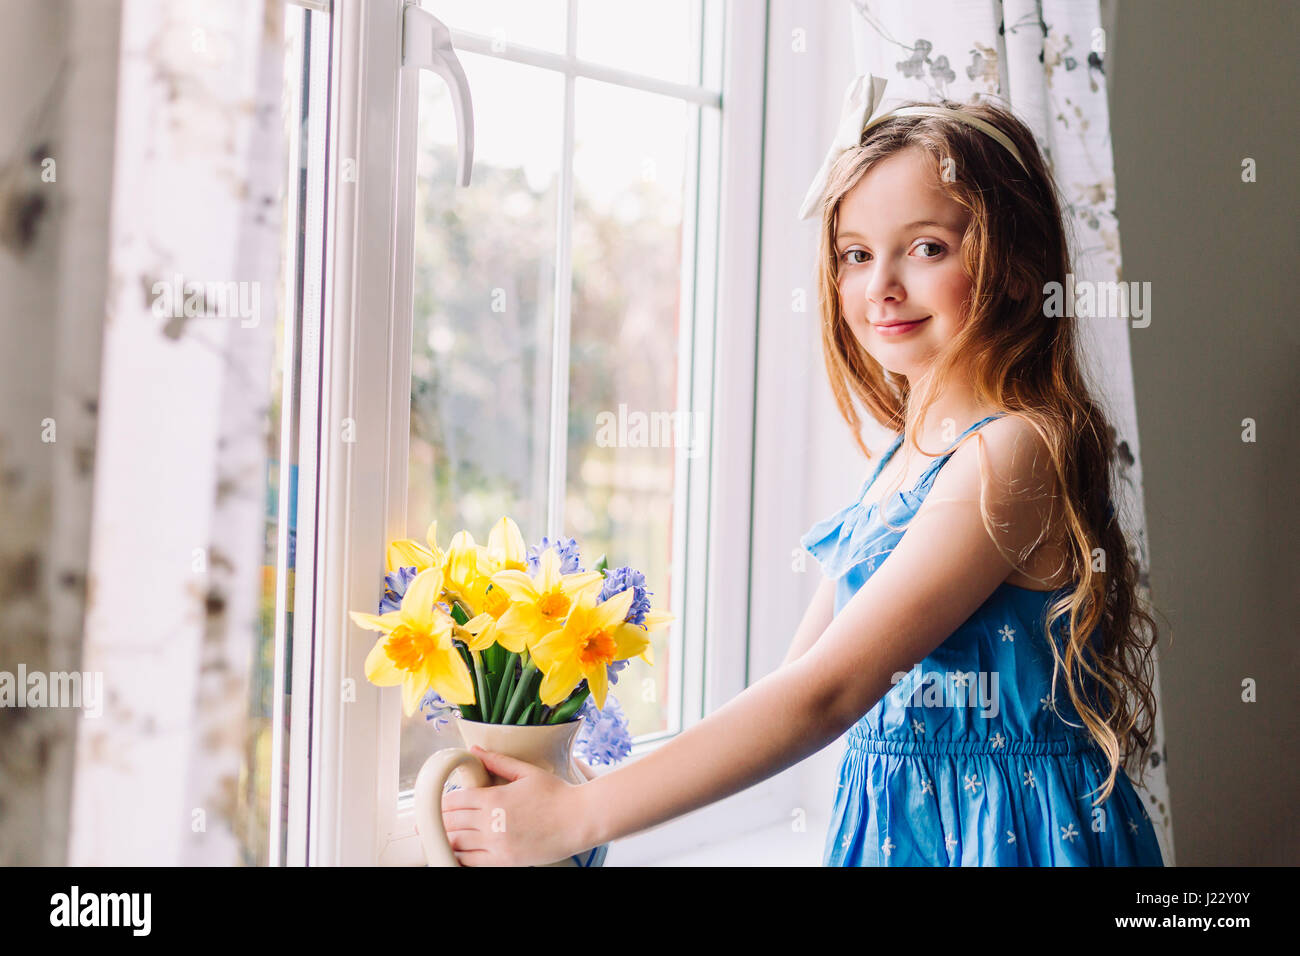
top-left (413, 747), bottom-right (492, 867)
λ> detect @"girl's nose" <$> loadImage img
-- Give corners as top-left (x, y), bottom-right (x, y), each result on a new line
top-left (866, 261), bottom-right (906, 306)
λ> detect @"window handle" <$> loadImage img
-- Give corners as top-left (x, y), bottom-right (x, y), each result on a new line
top-left (401, 2), bottom-right (474, 186)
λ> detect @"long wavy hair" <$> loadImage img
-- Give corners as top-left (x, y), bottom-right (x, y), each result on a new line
top-left (811, 95), bottom-right (1165, 804)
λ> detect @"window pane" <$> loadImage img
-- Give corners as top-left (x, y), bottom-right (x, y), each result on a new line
top-left (243, 0), bottom-right (329, 867)
top-left (577, 0), bottom-right (700, 85)
top-left (402, 53), bottom-right (563, 791)
top-left (567, 77), bottom-right (692, 739)
top-left (421, 0), bottom-right (567, 54)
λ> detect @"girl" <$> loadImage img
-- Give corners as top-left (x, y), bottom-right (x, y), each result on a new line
top-left (440, 76), bottom-right (1166, 867)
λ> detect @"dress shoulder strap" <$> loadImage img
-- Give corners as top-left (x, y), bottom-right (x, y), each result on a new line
top-left (914, 413), bottom-right (1007, 487)
top-left (854, 431), bottom-right (905, 503)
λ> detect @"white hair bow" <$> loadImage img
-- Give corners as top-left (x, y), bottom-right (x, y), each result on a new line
top-left (797, 72), bottom-right (1030, 221)
top-left (797, 74), bottom-right (889, 221)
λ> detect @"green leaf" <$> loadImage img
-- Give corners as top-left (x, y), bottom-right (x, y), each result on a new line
top-left (517, 700), bottom-right (537, 724)
top-left (548, 686), bottom-right (590, 723)
top-left (593, 553), bottom-right (609, 576)
top-left (449, 600), bottom-right (471, 627)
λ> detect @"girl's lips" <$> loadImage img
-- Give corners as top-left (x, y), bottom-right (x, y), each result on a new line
top-left (874, 316), bottom-right (929, 336)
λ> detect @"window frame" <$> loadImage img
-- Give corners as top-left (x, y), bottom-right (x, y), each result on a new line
top-left (308, 0), bottom-right (788, 867)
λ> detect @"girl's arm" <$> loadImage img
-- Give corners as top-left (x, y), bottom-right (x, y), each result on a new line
top-left (573, 416), bottom-right (1052, 851)
top-left (779, 574), bottom-right (835, 668)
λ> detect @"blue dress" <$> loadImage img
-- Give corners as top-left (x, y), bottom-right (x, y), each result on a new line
top-left (800, 414), bottom-right (1165, 866)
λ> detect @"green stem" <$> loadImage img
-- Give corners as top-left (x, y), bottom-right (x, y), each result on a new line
top-left (517, 700), bottom-right (537, 724)
top-left (502, 657), bottom-right (538, 725)
top-left (470, 649), bottom-right (491, 718)
top-left (452, 643), bottom-right (480, 723)
top-left (490, 652), bottom-right (519, 724)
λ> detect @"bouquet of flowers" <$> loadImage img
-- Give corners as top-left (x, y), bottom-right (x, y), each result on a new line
top-left (349, 516), bottom-right (673, 746)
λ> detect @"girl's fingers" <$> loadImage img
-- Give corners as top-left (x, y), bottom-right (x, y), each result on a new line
top-left (441, 808), bottom-right (478, 831)
top-left (446, 829), bottom-right (483, 853)
top-left (441, 791), bottom-right (471, 812)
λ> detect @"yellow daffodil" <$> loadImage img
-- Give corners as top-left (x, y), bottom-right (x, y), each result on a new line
top-left (486, 515), bottom-right (529, 574)
top-left (349, 567), bottom-right (475, 713)
top-left (443, 530), bottom-right (491, 611)
top-left (529, 587), bottom-right (651, 710)
top-left (454, 528), bottom-right (520, 655)
top-left (385, 520), bottom-right (446, 575)
top-left (488, 547), bottom-right (605, 653)
top-left (455, 516), bottom-right (531, 653)
top-left (632, 606), bottom-right (675, 667)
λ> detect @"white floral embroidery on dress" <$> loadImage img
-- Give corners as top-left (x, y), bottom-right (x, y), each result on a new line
top-left (1023, 769), bottom-right (1037, 788)
top-left (964, 773), bottom-right (982, 793)
top-left (881, 836), bottom-right (895, 857)
top-left (999, 624), bottom-right (1016, 642)
top-left (1060, 822), bottom-right (1080, 843)
top-left (990, 732), bottom-right (1006, 749)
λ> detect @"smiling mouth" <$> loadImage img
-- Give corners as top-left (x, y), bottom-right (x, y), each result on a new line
top-left (873, 316), bottom-right (930, 334)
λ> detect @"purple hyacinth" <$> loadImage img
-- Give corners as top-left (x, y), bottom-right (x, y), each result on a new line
top-left (597, 566), bottom-right (652, 626)
top-left (379, 565), bottom-right (419, 614)
top-left (418, 689), bottom-right (461, 732)
top-left (574, 694), bottom-right (633, 766)
top-left (605, 659), bottom-right (630, 686)
top-left (596, 565), bottom-right (654, 685)
top-left (526, 536), bottom-right (585, 575)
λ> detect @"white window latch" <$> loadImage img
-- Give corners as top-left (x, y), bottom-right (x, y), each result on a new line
top-left (401, 2), bottom-right (474, 186)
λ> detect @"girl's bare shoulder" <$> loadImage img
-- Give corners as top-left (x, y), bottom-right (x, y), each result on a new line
top-left (924, 415), bottom-right (1063, 570)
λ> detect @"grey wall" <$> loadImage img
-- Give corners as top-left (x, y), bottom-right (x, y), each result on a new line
top-left (1109, 0), bottom-right (1299, 865)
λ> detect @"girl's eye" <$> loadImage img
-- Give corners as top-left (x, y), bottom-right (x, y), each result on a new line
top-left (840, 243), bottom-right (944, 265)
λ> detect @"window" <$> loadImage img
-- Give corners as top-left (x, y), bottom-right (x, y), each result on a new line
top-left (308, 0), bottom-right (769, 865)
top-left (398, 0), bottom-right (721, 792)
top-left (245, 0), bottom-right (333, 868)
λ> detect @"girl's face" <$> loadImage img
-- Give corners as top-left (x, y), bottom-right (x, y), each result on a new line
top-left (834, 147), bottom-right (973, 380)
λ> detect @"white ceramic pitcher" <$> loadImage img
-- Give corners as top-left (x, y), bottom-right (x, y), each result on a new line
top-left (412, 715), bottom-right (609, 867)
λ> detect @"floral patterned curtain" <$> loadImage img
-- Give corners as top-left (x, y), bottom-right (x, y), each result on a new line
top-left (0, 0), bottom-right (123, 867)
top-left (66, 0), bottom-right (286, 866)
top-left (0, 0), bottom-right (285, 865)
top-left (848, 0), bottom-right (1174, 863)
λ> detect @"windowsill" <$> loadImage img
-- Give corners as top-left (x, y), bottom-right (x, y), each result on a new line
top-left (588, 732), bottom-right (844, 866)
top-left (605, 810), bottom-right (830, 866)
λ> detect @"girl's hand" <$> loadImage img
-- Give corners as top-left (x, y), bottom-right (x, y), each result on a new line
top-left (440, 745), bottom-right (593, 867)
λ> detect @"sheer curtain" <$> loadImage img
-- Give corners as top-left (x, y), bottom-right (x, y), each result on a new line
top-left (0, 0), bottom-right (122, 867)
top-left (67, 0), bottom-right (286, 866)
top-left (0, 0), bottom-right (286, 865)
top-left (848, 0), bottom-right (1174, 863)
